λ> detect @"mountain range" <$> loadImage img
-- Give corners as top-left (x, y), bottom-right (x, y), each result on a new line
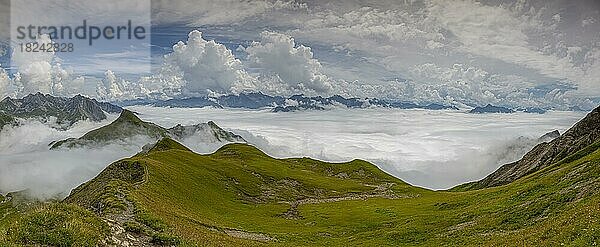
top-left (116, 92), bottom-right (562, 114)
top-left (0, 94), bottom-right (555, 126)
top-left (119, 92), bottom-right (460, 112)
top-left (1, 104), bottom-right (599, 246)
top-left (0, 93), bottom-right (122, 130)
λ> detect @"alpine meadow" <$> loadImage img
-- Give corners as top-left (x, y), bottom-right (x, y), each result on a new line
top-left (1, 0), bottom-right (599, 246)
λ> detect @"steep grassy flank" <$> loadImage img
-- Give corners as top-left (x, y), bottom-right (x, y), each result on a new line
top-left (0, 200), bottom-right (108, 246)
top-left (60, 138), bottom-right (600, 246)
top-left (455, 105), bottom-right (600, 190)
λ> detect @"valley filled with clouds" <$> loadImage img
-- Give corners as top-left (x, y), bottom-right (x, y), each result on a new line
top-left (129, 106), bottom-right (585, 189)
top-left (0, 0), bottom-right (598, 197)
top-left (0, 106), bottom-right (585, 198)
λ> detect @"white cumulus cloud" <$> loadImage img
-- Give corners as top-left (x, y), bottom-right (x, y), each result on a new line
top-left (153, 30), bottom-right (257, 97)
top-left (4, 35), bottom-right (93, 98)
top-left (245, 31), bottom-right (333, 95)
top-left (97, 70), bottom-right (150, 101)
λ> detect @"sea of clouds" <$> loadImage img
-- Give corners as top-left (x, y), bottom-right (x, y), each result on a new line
top-left (129, 106), bottom-right (586, 189)
top-left (0, 107), bottom-right (587, 199)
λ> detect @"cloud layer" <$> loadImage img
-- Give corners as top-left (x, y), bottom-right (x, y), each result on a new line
top-left (159, 30), bottom-right (257, 96)
top-left (146, 0), bottom-right (600, 108)
top-left (0, 117), bottom-right (122, 199)
top-left (128, 105), bottom-right (586, 189)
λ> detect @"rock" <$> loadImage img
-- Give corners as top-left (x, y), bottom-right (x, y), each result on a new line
top-left (0, 93), bottom-right (122, 129)
top-left (538, 130), bottom-right (560, 142)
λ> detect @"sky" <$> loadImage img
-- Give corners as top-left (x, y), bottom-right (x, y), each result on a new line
top-left (0, 0), bottom-right (599, 109)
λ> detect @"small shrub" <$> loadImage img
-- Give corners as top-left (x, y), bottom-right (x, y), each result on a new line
top-left (123, 221), bottom-right (145, 234)
top-left (136, 212), bottom-right (167, 232)
top-left (151, 232), bottom-right (181, 246)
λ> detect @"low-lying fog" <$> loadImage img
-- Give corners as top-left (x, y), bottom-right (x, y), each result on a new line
top-left (129, 106), bottom-right (585, 189)
top-left (0, 113), bottom-right (241, 199)
top-left (0, 116), bottom-right (122, 199)
top-left (0, 107), bottom-right (586, 199)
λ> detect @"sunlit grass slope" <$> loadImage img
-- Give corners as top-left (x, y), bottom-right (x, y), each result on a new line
top-left (0, 196), bottom-right (108, 246)
top-left (56, 138), bottom-right (600, 246)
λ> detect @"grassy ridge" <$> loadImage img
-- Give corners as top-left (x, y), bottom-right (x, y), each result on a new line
top-left (1, 137), bottom-right (599, 246)
top-left (42, 138), bottom-right (598, 246)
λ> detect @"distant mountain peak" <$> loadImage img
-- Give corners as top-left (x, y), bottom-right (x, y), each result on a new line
top-left (124, 92), bottom-right (459, 112)
top-left (50, 109), bottom-right (246, 150)
top-left (469, 104), bottom-right (514, 114)
top-left (50, 109), bottom-right (168, 149)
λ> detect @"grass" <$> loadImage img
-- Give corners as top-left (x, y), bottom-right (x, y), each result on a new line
top-left (2, 138), bottom-right (600, 246)
top-left (64, 139), bottom-right (600, 246)
top-left (0, 203), bottom-right (109, 246)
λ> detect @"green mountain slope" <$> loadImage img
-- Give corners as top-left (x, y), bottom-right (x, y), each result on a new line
top-left (0, 191), bottom-right (108, 247)
top-left (63, 138), bottom-right (417, 246)
top-left (56, 134), bottom-right (600, 246)
top-left (2, 107), bottom-right (600, 246)
top-left (50, 109), bottom-right (169, 149)
top-left (453, 105), bottom-right (600, 190)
